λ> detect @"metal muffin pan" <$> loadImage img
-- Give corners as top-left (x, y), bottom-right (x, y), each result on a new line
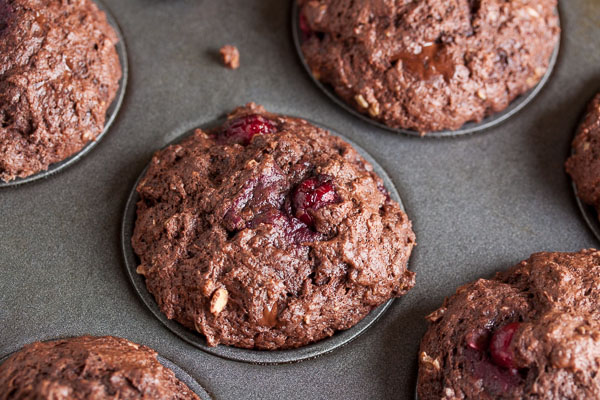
top-left (571, 161), bottom-right (600, 245)
top-left (0, 339), bottom-right (212, 400)
top-left (573, 183), bottom-right (600, 243)
top-left (0, 0), bottom-right (128, 188)
top-left (291, 2), bottom-right (561, 138)
top-left (1, 0), bottom-right (599, 399)
top-left (159, 355), bottom-right (213, 400)
top-left (121, 118), bottom-right (407, 364)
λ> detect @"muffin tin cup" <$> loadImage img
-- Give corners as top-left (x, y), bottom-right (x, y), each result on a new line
top-left (572, 180), bottom-right (600, 243)
top-left (158, 356), bottom-right (213, 400)
top-left (0, 0), bottom-right (128, 188)
top-left (121, 117), bottom-right (412, 364)
top-left (291, 2), bottom-right (561, 138)
top-left (0, 339), bottom-right (212, 400)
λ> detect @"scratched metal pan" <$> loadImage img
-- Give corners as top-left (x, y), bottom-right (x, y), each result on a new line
top-left (121, 116), bottom-right (411, 364)
top-left (0, 0), bottom-right (128, 188)
top-left (0, 338), bottom-right (212, 400)
top-left (291, 2), bottom-right (561, 138)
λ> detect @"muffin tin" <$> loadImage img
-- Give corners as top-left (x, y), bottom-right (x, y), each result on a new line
top-left (1, 1), bottom-right (599, 399)
top-left (291, 2), bottom-right (561, 138)
top-left (121, 119), bottom-right (408, 364)
top-left (0, 0), bottom-right (128, 188)
top-left (158, 355), bottom-right (212, 400)
top-left (572, 182), bottom-right (600, 243)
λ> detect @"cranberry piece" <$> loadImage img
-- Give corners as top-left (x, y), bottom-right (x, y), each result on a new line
top-left (299, 14), bottom-right (312, 40)
top-left (247, 209), bottom-right (322, 244)
top-left (292, 177), bottom-right (339, 226)
top-left (0, 2), bottom-right (13, 33)
top-left (489, 322), bottom-right (520, 370)
top-left (221, 114), bottom-right (276, 145)
top-left (465, 347), bottom-right (521, 395)
top-left (376, 181), bottom-right (391, 201)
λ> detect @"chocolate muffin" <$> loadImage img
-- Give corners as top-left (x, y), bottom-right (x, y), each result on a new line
top-left (131, 103), bottom-right (416, 350)
top-left (298, 0), bottom-right (560, 134)
top-left (418, 249), bottom-right (600, 399)
top-left (0, 0), bottom-right (122, 182)
top-left (566, 93), bottom-right (600, 213)
top-left (0, 336), bottom-right (200, 399)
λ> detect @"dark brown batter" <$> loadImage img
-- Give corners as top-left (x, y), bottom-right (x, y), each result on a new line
top-left (566, 93), bottom-right (600, 211)
top-left (298, 0), bottom-right (560, 134)
top-left (132, 103), bottom-right (416, 349)
top-left (0, 336), bottom-right (200, 399)
top-left (0, 0), bottom-right (122, 182)
top-left (418, 250), bottom-right (600, 399)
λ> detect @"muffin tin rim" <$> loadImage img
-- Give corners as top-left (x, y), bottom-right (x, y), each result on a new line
top-left (121, 114), bottom-right (413, 365)
top-left (571, 179), bottom-right (600, 243)
top-left (291, 1), bottom-right (562, 138)
top-left (0, 0), bottom-right (129, 188)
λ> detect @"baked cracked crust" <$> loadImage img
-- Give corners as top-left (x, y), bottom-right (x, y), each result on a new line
top-left (0, 336), bottom-right (200, 399)
top-left (566, 93), bottom-right (600, 212)
top-left (0, 0), bottom-right (122, 182)
top-left (418, 249), bottom-right (600, 399)
top-left (298, 0), bottom-right (559, 133)
top-left (131, 103), bottom-right (416, 349)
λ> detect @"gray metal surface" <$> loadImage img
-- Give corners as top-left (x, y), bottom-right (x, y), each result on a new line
top-left (0, 1), bottom-right (599, 399)
top-left (0, 0), bottom-right (128, 188)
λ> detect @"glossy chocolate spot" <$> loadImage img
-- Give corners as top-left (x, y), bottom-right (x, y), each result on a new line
top-left (394, 43), bottom-right (455, 82)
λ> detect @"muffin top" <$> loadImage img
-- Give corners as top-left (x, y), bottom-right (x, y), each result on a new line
top-left (0, 336), bottom-right (200, 400)
top-left (0, 0), bottom-right (122, 182)
top-left (132, 103), bottom-right (415, 349)
top-left (418, 249), bottom-right (600, 399)
top-left (299, 0), bottom-right (559, 133)
top-left (566, 93), bottom-right (600, 208)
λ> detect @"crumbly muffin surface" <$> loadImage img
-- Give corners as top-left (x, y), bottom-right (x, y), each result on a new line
top-left (299, 0), bottom-right (559, 133)
top-left (566, 93), bottom-right (600, 209)
top-left (0, 336), bottom-right (200, 400)
top-left (0, 0), bottom-right (122, 182)
top-left (418, 250), bottom-right (600, 399)
top-left (132, 103), bottom-right (416, 349)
